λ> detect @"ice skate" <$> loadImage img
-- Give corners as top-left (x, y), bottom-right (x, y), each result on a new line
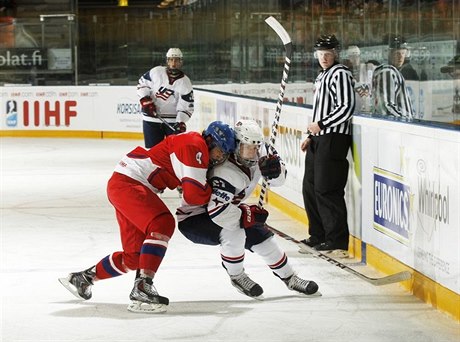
top-left (127, 276), bottom-right (169, 313)
top-left (230, 271), bottom-right (263, 299)
top-left (58, 266), bottom-right (96, 300)
top-left (284, 274), bottom-right (321, 296)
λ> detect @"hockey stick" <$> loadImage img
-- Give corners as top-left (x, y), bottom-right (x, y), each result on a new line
top-left (266, 223), bottom-right (412, 286)
top-left (155, 113), bottom-right (176, 132)
top-left (258, 16), bottom-right (293, 208)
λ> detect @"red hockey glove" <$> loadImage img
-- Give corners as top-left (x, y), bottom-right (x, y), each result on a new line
top-left (258, 155), bottom-right (282, 179)
top-left (239, 204), bottom-right (269, 229)
top-left (173, 122), bottom-right (186, 133)
top-left (140, 96), bottom-right (157, 117)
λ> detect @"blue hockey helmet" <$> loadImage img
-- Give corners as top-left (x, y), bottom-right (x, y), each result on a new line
top-left (203, 121), bottom-right (236, 165)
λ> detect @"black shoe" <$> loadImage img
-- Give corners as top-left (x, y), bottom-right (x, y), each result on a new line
top-left (300, 237), bottom-right (322, 248)
top-left (314, 242), bottom-right (335, 251)
top-left (314, 242), bottom-right (348, 252)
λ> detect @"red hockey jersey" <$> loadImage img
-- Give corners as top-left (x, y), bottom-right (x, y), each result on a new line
top-left (114, 132), bottom-right (211, 206)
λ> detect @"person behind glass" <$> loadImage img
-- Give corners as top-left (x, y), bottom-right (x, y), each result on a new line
top-left (58, 121), bottom-right (234, 314)
top-left (343, 45), bottom-right (361, 80)
top-left (300, 34), bottom-right (355, 257)
top-left (400, 55), bottom-right (419, 81)
top-left (137, 47), bottom-right (194, 148)
top-left (440, 55), bottom-right (460, 117)
top-left (344, 45), bottom-right (371, 112)
top-left (371, 35), bottom-right (415, 119)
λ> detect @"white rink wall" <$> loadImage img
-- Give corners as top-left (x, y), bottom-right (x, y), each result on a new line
top-left (1, 85), bottom-right (459, 296)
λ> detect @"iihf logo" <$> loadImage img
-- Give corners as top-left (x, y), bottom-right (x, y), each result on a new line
top-left (6, 100), bottom-right (18, 127)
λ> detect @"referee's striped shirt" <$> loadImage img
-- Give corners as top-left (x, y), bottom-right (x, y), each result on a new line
top-left (312, 63), bottom-right (355, 136)
top-left (371, 64), bottom-right (414, 119)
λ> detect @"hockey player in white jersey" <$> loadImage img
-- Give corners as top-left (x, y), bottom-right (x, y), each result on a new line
top-left (137, 48), bottom-right (194, 148)
top-left (177, 119), bottom-right (319, 298)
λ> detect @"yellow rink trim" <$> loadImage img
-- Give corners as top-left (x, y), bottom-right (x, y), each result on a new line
top-left (262, 187), bottom-right (460, 322)
top-left (366, 244), bottom-right (460, 321)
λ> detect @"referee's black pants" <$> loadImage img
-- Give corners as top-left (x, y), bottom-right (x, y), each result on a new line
top-left (302, 133), bottom-right (351, 250)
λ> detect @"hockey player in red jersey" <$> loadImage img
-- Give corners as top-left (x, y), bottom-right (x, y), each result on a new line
top-left (137, 47), bottom-right (194, 148)
top-left (177, 119), bottom-right (319, 298)
top-left (59, 121), bottom-right (235, 313)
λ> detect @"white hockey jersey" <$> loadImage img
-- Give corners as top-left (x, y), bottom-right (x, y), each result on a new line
top-left (137, 66), bottom-right (194, 124)
top-left (176, 145), bottom-right (287, 231)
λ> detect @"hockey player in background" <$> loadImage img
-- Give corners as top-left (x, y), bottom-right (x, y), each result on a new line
top-left (59, 121), bottom-right (235, 313)
top-left (137, 47), bottom-right (194, 149)
top-left (177, 119), bottom-right (319, 298)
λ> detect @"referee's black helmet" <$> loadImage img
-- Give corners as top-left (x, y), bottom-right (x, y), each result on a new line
top-left (314, 34), bottom-right (341, 51)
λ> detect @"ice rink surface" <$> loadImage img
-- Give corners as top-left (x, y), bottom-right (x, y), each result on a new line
top-left (1, 137), bottom-right (459, 342)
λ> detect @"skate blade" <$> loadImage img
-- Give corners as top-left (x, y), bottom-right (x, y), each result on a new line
top-left (127, 301), bottom-right (168, 313)
top-left (304, 290), bottom-right (322, 297)
top-left (233, 288), bottom-right (264, 300)
top-left (252, 294), bottom-right (264, 301)
top-left (58, 277), bottom-right (87, 300)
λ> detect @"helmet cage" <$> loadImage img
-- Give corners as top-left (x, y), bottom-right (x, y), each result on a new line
top-left (236, 142), bottom-right (261, 168)
top-left (313, 35), bottom-right (340, 60)
top-left (234, 119), bottom-right (264, 168)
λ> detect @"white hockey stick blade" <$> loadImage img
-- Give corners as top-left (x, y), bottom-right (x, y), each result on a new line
top-left (265, 16), bottom-right (291, 45)
top-left (258, 16), bottom-right (292, 207)
top-left (266, 224), bottom-right (412, 286)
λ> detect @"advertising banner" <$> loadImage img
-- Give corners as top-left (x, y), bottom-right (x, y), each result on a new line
top-left (0, 86), bottom-right (142, 132)
top-left (0, 48), bottom-right (47, 69)
top-left (357, 117), bottom-right (459, 294)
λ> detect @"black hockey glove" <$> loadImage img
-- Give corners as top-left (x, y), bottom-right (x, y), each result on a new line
top-left (239, 204), bottom-right (269, 229)
top-left (173, 122), bottom-right (186, 133)
top-left (140, 96), bottom-right (157, 117)
top-left (258, 155), bottom-right (282, 179)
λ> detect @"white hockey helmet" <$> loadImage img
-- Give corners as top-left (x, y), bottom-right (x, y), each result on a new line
top-left (166, 48), bottom-right (183, 59)
top-left (234, 119), bottom-right (264, 167)
top-left (347, 45), bottom-right (360, 57)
